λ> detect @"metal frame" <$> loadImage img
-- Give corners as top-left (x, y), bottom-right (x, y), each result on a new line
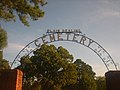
top-left (11, 31), bottom-right (118, 71)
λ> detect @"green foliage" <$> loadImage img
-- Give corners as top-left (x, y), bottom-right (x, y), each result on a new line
top-left (74, 59), bottom-right (97, 90)
top-left (17, 45), bottom-right (106, 90)
top-left (17, 44), bottom-right (78, 90)
top-left (0, 59), bottom-right (10, 70)
top-left (0, 51), bottom-right (10, 70)
top-left (0, 50), bottom-right (3, 59)
top-left (0, 27), bottom-right (7, 50)
top-left (0, 0), bottom-right (47, 26)
top-left (0, 28), bottom-right (9, 70)
top-left (96, 76), bottom-right (106, 90)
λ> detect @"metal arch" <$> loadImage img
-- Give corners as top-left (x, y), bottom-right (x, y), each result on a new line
top-left (11, 32), bottom-right (118, 71)
top-left (82, 36), bottom-right (118, 71)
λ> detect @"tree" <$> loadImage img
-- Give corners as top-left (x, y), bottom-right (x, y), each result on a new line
top-left (17, 44), bottom-right (78, 90)
top-left (0, 28), bottom-right (10, 70)
top-left (0, 27), bottom-right (7, 50)
top-left (0, 0), bottom-right (47, 26)
top-left (0, 51), bottom-right (10, 70)
top-left (96, 76), bottom-right (106, 90)
top-left (74, 59), bottom-right (97, 90)
top-left (0, 0), bottom-right (47, 71)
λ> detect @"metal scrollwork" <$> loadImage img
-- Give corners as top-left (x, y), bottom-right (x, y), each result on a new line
top-left (11, 30), bottom-right (118, 71)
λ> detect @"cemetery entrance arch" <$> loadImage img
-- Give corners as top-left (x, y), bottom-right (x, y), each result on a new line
top-left (11, 29), bottom-right (118, 71)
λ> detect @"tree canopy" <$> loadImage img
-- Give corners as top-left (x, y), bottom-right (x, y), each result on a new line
top-left (17, 44), bottom-right (78, 90)
top-left (0, 27), bottom-right (7, 50)
top-left (0, 51), bottom-right (10, 70)
top-left (17, 44), bottom-right (106, 90)
top-left (74, 59), bottom-right (97, 90)
top-left (0, 0), bottom-right (47, 26)
top-left (96, 76), bottom-right (106, 90)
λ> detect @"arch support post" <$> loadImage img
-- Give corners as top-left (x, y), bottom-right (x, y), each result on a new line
top-left (105, 71), bottom-right (120, 90)
top-left (0, 69), bottom-right (23, 90)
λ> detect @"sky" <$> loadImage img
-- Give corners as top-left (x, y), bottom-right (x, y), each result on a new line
top-left (1, 0), bottom-right (120, 76)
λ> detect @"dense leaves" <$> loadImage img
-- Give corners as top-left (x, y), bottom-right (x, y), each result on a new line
top-left (0, 25), bottom-right (10, 72)
top-left (17, 44), bottom-right (106, 90)
top-left (0, 0), bottom-right (46, 26)
top-left (0, 27), bottom-right (9, 70)
top-left (96, 76), bottom-right (106, 90)
top-left (74, 59), bottom-right (97, 90)
top-left (0, 27), bottom-right (7, 50)
top-left (0, 51), bottom-right (10, 70)
top-left (17, 44), bottom-right (78, 90)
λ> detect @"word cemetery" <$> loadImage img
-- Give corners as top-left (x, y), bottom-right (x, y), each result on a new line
top-left (35, 29), bottom-right (93, 48)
